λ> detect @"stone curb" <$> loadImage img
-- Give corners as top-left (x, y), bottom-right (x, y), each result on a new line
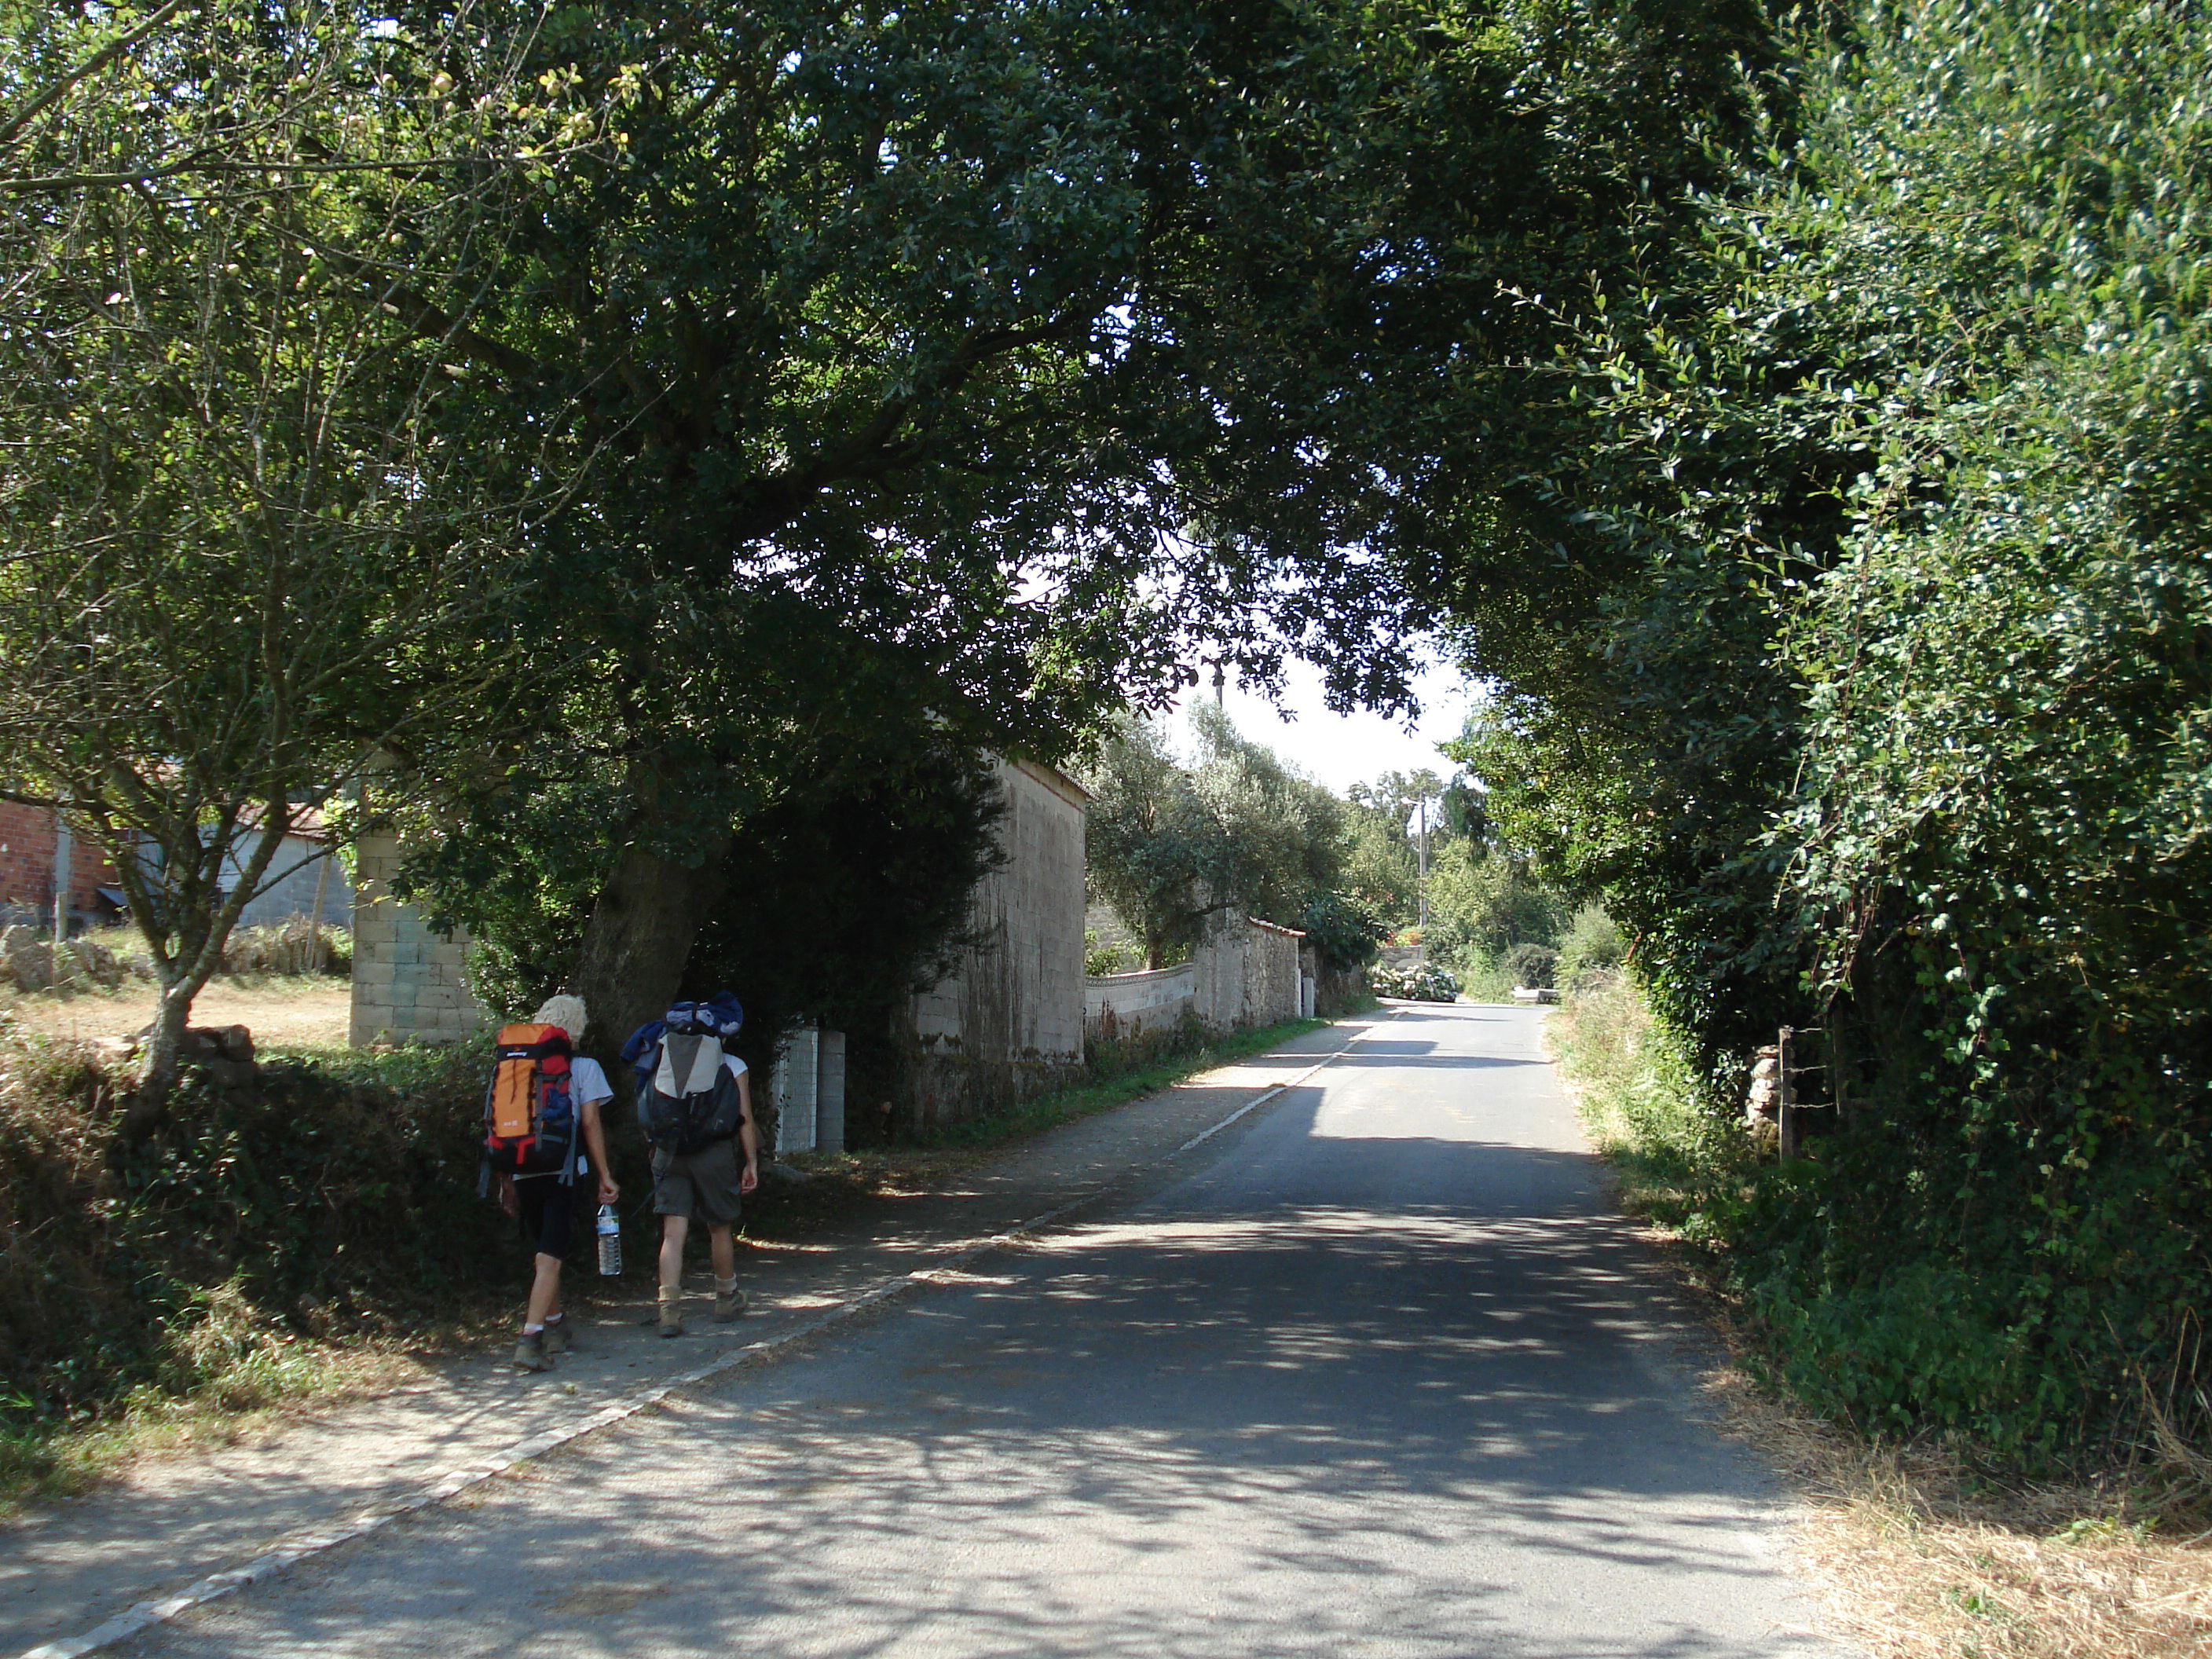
top-left (13, 1020), bottom-right (1383, 1659)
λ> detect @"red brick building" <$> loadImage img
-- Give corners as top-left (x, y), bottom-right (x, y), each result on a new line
top-left (0, 804), bottom-right (123, 924)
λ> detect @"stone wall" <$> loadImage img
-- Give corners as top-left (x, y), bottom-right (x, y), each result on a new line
top-left (905, 758), bottom-right (1087, 1132)
top-left (1191, 910), bottom-right (1306, 1032)
top-left (1247, 918), bottom-right (1306, 1027)
top-left (349, 832), bottom-right (493, 1046)
top-left (1087, 913), bottom-right (1307, 1040)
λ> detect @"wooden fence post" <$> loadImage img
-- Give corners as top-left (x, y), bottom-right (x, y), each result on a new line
top-left (1778, 1025), bottom-right (1800, 1160)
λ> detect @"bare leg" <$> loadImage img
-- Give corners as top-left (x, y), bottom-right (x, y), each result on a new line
top-left (656, 1214), bottom-right (690, 1335)
top-left (657, 1214), bottom-right (690, 1296)
top-left (525, 1253), bottom-right (562, 1328)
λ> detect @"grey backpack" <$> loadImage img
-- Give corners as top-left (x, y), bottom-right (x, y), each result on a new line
top-left (637, 1033), bottom-right (743, 1154)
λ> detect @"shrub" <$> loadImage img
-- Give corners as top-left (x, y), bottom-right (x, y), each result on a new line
top-left (1555, 906), bottom-right (1624, 987)
top-left (1423, 844), bottom-right (1569, 972)
top-left (0, 1030), bottom-right (505, 1448)
top-left (1296, 888), bottom-right (1387, 971)
top-left (217, 918), bottom-right (350, 977)
top-left (1084, 928), bottom-right (1144, 977)
top-left (1501, 943), bottom-right (1558, 990)
top-left (1369, 962), bottom-right (1459, 1002)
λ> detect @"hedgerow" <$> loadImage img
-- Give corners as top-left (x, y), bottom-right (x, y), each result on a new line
top-left (0, 1031), bottom-right (506, 1472)
top-left (1459, 0), bottom-right (2212, 1463)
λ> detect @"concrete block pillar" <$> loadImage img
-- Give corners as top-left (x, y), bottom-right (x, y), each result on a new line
top-left (817, 1030), bottom-right (846, 1154)
top-left (1300, 975), bottom-right (1317, 1020)
top-left (773, 1026), bottom-right (820, 1154)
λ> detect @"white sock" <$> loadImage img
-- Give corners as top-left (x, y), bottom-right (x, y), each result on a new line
top-left (716, 1276), bottom-right (737, 1295)
top-left (522, 1323), bottom-right (544, 1336)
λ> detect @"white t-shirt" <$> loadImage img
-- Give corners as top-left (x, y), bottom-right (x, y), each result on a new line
top-left (564, 1057), bottom-right (612, 1181)
top-left (570, 1055), bottom-right (613, 1106)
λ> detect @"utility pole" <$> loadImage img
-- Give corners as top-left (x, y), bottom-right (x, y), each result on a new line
top-left (49, 808), bottom-right (71, 982)
top-left (1212, 660), bottom-right (1224, 708)
top-left (1416, 797), bottom-right (1429, 932)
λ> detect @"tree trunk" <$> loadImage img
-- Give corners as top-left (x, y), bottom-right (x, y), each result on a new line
top-left (568, 837), bottom-right (731, 1079)
top-left (114, 804), bottom-right (290, 1148)
top-left (118, 974), bottom-right (199, 1145)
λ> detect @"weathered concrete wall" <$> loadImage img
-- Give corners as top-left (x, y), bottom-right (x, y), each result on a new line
top-left (349, 832), bottom-right (493, 1046)
top-left (234, 833), bottom-right (354, 929)
top-left (906, 758), bottom-right (1087, 1132)
top-left (1191, 910), bottom-right (1306, 1032)
top-left (1247, 918), bottom-right (1305, 1027)
top-left (1085, 964), bottom-right (1196, 1038)
top-left (767, 1024), bottom-right (850, 1156)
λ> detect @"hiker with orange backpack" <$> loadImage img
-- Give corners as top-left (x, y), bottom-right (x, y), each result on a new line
top-left (482, 994), bottom-right (617, 1372)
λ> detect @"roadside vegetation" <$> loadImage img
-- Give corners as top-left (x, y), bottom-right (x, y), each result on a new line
top-left (1464, 0), bottom-right (2212, 1478)
top-left (0, 1028), bottom-right (500, 1507)
top-left (1558, 976), bottom-right (2212, 1657)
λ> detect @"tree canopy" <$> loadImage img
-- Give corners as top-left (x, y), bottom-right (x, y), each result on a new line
top-left (0, 0), bottom-right (588, 1098)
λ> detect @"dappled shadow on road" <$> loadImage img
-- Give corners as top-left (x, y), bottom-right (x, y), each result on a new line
top-left (165, 1124), bottom-right (1831, 1659)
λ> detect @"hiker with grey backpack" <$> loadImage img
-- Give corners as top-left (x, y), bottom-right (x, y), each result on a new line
top-left (621, 993), bottom-right (758, 1336)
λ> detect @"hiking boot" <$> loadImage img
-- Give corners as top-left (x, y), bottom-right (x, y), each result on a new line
top-left (511, 1331), bottom-right (551, 1372)
top-left (657, 1295), bottom-right (683, 1339)
top-left (541, 1320), bottom-right (572, 1355)
top-left (713, 1284), bottom-right (747, 1322)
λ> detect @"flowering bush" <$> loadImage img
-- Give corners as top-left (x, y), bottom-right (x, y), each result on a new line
top-left (1368, 962), bottom-right (1459, 1002)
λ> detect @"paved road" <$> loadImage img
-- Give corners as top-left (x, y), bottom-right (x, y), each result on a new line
top-left (123, 1003), bottom-right (1844, 1658)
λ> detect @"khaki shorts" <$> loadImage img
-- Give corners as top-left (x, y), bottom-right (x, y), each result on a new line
top-left (651, 1137), bottom-right (744, 1224)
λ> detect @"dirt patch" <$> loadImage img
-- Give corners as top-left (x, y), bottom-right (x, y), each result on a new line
top-left (3, 978), bottom-right (352, 1048)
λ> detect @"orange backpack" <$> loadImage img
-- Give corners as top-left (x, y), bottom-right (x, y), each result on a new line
top-left (481, 1023), bottom-right (578, 1181)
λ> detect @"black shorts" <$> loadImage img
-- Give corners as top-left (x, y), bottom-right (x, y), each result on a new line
top-left (515, 1174), bottom-right (580, 1259)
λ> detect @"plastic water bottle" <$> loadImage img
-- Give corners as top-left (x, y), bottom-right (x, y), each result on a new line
top-left (595, 1204), bottom-right (622, 1276)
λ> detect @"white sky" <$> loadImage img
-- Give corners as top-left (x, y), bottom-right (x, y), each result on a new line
top-left (1170, 651), bottom-right (1480, 794)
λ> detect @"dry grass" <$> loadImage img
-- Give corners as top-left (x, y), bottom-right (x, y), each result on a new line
top-left (4, 976), bottom-right (352, 1046)
top-left (1705, 1364), bottom-right (2212, 1658)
